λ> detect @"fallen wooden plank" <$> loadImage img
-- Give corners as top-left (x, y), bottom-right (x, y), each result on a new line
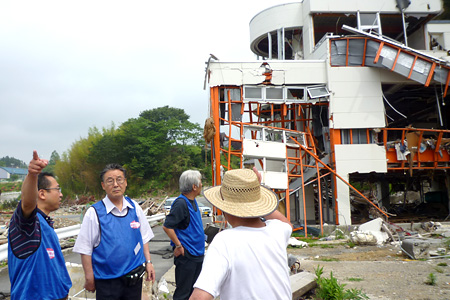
top-left (290, 271), bottom-right (317, 300)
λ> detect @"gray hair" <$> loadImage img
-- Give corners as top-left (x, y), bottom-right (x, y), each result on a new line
top-left (100, 163), bottom-right (126, 181)
top-left (179, 170), bottom-right (202, 194)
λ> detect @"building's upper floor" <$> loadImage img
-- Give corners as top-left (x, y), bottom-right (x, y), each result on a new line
top-left (249, 0), bottom-right (449, 61)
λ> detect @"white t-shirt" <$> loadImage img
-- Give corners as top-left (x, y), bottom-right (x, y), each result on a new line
top-left (193, 219), bottom-right (292, 300)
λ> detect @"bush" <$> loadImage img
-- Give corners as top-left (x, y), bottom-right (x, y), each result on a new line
top-left (1, 198), bottom-right (19, 210)
top-left (314, 266), bottom-right (368, 300)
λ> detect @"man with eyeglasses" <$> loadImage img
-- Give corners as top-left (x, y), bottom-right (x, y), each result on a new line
top-left (8, 151), bottom-right (72, 300)
top-left (74, 163), bottom-right (155, 300)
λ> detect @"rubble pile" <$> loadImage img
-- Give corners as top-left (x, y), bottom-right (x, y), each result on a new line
top-left (344, 217), bottom-right (450, 260)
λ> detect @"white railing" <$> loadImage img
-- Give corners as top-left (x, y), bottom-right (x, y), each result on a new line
top-left (0, 213), bottom-right (166, 261)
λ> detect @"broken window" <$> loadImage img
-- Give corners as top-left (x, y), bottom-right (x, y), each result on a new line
top-left (243, 85), bottom-right (329, 103)
top-left (307, 86), bottom-right (330, 99)
top-left (341, 129), bottom-right (373, 144)
top-left (286, 87), bottom-right (305, 101)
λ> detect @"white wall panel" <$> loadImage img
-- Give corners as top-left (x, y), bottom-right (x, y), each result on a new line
top-left (333, 112), bottom-right (385, 128)
top-left (242, 140), bottom-right (286, 159)
top-left (335, 144), bottom-right (387, 172)
top-left (307, 0), bottom-right (441, 13)
top-left (329, 67), bottom-right (380, 82)
top-left (332, 96), bottom-right (384, 113)
top-left (263, 171), bottom-right (288, 190)
top-left (334, 144), bottom-right (387, 225)
top-left (331, 81), bottom-right (381, 98)
top-left (208, 61), bottom-right (327, 87)
top-left (0, 169), bottom-right (9, 179)
top-left (328, 67), bottom-right (385, 128)
top-left (249, 3), bottom-right (303, 46)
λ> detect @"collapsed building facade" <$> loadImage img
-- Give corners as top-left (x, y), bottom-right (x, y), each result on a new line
top-left (204, 0), bottom-right (450, 233)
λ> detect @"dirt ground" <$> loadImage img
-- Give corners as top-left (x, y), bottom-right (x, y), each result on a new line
top-left (289, 242), bottom-right (450, 300)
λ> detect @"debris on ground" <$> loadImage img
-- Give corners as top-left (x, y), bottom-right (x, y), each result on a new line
top-left (350, 218), bottom-right (390, 245)
top-left (344, 217), bottom-right (450, 260)
top-left (289, 237), bottom-right (309, 248)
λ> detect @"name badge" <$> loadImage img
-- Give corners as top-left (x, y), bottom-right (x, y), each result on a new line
top-left (134, 243), bottom-right (141, 255)
top-left (130, 221), bottom-right (141, 229)
top-left (47, 248), bottom-right (55, 259)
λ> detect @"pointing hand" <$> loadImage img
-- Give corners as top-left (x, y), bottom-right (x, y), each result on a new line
top-left (28, 150), bottom-right (49, 175)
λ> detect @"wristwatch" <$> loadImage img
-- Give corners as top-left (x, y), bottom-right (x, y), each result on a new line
top-left (146, 260), bottom-right (152, 264)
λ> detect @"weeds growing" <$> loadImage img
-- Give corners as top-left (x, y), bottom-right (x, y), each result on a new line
top-left (317, 258), bottom-right (340, 262)
top-left (346, 277), bottom-right (364, 282)
top-left (314, 266), bottom-right (368, 300)
top-left (425, 273), bottom-right (437, 286)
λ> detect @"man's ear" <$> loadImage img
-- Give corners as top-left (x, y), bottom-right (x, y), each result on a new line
top-left (38, 189), bottom-right (46, 201)
top-left (101, 182), bottom-right (106, 191)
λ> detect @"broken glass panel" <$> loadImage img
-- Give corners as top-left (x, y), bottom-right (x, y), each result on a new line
top-left (287, 87), bottom-right (305, 101)
top-left (307, 86), bottom-right (330, 99)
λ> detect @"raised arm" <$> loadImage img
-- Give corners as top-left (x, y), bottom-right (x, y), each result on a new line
top-left (264, 210), bottom-right (293, 229)
top-left (21, 151), bottom-right (48, 218)
top-left (252, 167), bottom-right (293, 229)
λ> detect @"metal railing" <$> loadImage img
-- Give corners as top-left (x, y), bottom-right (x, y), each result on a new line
top-left (0, 213), bottom-right (166, 262)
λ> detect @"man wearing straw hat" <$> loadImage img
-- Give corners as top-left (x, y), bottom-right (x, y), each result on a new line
top-left (190, 168), bottom-right (293, 300)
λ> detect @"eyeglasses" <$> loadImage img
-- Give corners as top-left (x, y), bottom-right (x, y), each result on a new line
top-left (43, 187), bottom-right (62, 192)
top-left (104, 177), bottom-right (125, 186)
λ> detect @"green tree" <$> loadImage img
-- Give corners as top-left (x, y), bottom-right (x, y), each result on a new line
top-left (43, 150), bottom-right (61, 174)
top-left (55, 127), bottom-right (104, 198)
top-left (55, 106), bottom-right (208, 198)
top-left (0, 156), bottom-right (27, 168)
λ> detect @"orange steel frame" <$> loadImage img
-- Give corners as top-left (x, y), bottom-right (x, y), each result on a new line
top-left (207, 86), bottom-right (450, 233)
top-left (329, 36), bottom-right (450, 96)
top-left (208, 86), bottom-right (344, 235)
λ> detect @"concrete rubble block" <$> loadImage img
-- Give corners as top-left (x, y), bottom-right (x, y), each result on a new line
top-left (290, 271), bottom-right (317, 300)
top-left (350, 231), bottom-right (378, 245)
top-left (351, 218), bottom-right (389, 245)
top-left (358, 218), bottom-right (383, 232)
top-left (400, 238), bottom-right (445, 259)
top-left (429, 248), bottom-right (447, 256)
top-left (421, 221), bottom-right (442, 232)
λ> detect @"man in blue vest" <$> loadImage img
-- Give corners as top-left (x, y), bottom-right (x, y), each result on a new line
top-left (8, 150), bottom-right (72, 300)
top-left (74, 163), bottom-right (155, 300)
top-left (163, 170), bottom-right (205, 300)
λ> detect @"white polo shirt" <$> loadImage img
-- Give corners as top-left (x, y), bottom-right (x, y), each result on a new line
top-left (73, 196), bottom-right (154, 255)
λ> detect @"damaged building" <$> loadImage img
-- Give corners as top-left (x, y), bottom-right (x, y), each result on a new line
top-left (203, 0), bottom-right (450, 234)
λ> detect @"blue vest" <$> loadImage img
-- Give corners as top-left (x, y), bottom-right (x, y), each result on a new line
top-left (8, 212), bottom-right (72, 300)
top-left (172, 194), bottom-right (205, 256)
top-left (92, 197), bottom-right (145, 279)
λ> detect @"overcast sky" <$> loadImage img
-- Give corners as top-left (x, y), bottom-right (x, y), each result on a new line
top-left (0, 0), bottom-right (287, 164)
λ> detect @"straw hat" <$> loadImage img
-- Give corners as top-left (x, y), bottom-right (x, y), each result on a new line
top-left (202, 168), bottom-right (278, 218)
